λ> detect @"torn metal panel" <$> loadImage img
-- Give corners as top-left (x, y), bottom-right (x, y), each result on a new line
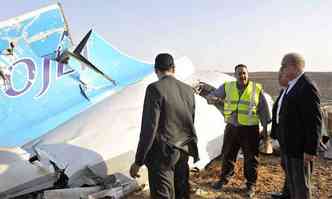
top-left (0, 4), bottom-right (76, 147)
top-left (87, 173), bottom-right (139, 199)
top-left (0, 13), bottom-right (154, 147)
top-left (43, 186), bottom-right (102, 199)
top-left (0, 4), bottom-right (71, 59)
top-left (88, 182), bottom-right (139, 199)
top-left (0, 147), bottom-right (56, 198)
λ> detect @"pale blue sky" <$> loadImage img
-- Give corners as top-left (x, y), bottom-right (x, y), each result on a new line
top-left (1, 1), bottom-right (332, 71)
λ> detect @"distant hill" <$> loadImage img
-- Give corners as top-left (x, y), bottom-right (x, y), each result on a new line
top-left (226, 72), bottom-right (332, 103)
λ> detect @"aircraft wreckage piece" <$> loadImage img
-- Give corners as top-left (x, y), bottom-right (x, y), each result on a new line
top-left (43, 187), bottom-right (102, 199)
top-left (42, 173), bottom-right (138, 199)
top-left (0, 3), bottom-right (153, 147)
top-left (0, 147), bottom-right (56, 198)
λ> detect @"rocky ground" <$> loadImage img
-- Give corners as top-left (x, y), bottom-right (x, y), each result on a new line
top-left (128, 154), bottom-right (332, 199)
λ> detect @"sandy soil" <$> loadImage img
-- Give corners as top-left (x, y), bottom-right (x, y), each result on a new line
top-left (128, 154), bottom-right (332, 199)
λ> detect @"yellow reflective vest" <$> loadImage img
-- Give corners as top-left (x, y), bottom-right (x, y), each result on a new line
top-left (223, 81), bottom-right (262, 126)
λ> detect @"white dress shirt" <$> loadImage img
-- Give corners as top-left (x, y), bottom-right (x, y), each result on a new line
top-left (276, 72), bottom-right (304, 124)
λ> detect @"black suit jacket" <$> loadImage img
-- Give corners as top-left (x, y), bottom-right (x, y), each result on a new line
top-left (135, 75), bottom-right (199, 166)
top-left (270, 90), bottom-right (283, 140)
top-left (278, 74), bottom-right (322, 158)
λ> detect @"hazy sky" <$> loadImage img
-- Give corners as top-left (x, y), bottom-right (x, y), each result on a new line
top-left (1, 1), bottom-right (332, 72)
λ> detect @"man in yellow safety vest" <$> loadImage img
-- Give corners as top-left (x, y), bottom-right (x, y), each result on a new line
top-left (205, 64), bottom-right (271, 198)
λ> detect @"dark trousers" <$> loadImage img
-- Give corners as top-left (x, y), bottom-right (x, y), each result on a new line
top-left (279, 150), bottom-right (290, 194)
top-left (147, 151), bottom-right (190, 199)
top-left (276, 124), bottom-right (312, 199)
top-left (275, 125), bottom-right (290, 195)
top-left (283, 155), bottom-right (312, 199)
top-left (219, 124), bottom-right (260, 187)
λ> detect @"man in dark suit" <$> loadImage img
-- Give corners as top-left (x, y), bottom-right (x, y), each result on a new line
top-left (130, 53), bottom-right (199, 199)
top-left (273, 53), bottom-right (322, 199)
top-left (270, 66), bottom-right (291, 199)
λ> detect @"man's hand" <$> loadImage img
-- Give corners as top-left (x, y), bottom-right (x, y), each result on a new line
top-left (129, 163), bottom-right (141, 178)
top-left (193, 82), bottom-right (216, 96)
top-left (304, 153), bottom-right (316, 164)
top-left (206, 96), bottom-right (220, 104)
top-left (193, 82), bottom-right (203, 94)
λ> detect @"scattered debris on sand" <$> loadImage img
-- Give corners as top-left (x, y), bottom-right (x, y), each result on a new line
top-left (129, 154), bottom-right (332, 199)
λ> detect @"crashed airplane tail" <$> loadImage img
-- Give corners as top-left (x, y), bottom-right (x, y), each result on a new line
top-left (0, 3), bottom-right (154, 147)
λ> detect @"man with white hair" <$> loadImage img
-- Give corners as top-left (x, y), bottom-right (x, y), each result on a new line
top-left (270, 65), bottom-right (291, 198)
top-left (275, 53), bottom-right (322, 199)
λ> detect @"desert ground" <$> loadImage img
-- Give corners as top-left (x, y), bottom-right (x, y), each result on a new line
top-left (129, 155), bottom-right (332, 199)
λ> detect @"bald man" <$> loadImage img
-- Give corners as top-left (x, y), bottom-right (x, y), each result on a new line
top-left (275, 53), bottom-right (322, 199)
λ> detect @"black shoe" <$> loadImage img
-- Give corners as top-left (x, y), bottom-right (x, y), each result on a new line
top-left (211, 180), bottom-right (226, 190)
top-left (271, 191), bottom-right (290, 199)
top-left (245, 186), bottom-right (255, 198)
